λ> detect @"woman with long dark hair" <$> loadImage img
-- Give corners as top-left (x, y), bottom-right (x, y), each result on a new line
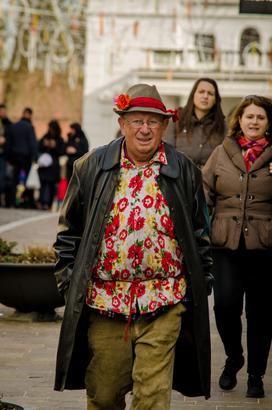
top-left (65, 122), bottom-right (89, 181)
top-left (38, 119), bottom-right (65, 209)
top-left (175, 77), bottom-right (226, 167)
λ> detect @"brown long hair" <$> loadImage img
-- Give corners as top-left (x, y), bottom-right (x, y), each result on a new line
top-left (227, 95), bottom-right (272, 143)
top-left (178, 77), bottom-right (225, 140)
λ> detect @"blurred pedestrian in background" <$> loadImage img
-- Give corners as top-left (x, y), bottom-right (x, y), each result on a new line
top-left (65, 122), bottom-right (89, 181)
top-left (202, 95), bottom-right (272, 398)
top-left (6, 107), bottom-right (37, 208)
top-left (0, 117), bottom-right (6, 206)
top-left (0, 103), bottom-right (13, 207)
top-left (0, 103), bottom-right (12, 129)
top-left (166, 78), bottom-right (225, 168)
top-left (37, 119), bottom-right (65, 210)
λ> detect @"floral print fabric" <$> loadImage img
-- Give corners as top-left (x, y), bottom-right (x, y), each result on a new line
top-left (86, 142), bottom-right (186, 317)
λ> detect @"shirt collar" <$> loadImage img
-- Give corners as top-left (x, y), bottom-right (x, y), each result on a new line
top-left (121, 141), bottom-right (168, 169)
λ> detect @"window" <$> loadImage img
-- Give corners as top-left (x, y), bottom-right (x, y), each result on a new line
top-left (194, 34), bottom-right (215, 63)
top-left (240, 28), bottom-right (261, 66)
top-left (152, 50), bottom-right (183, 67)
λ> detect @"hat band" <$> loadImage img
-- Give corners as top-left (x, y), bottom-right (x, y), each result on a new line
top-left (114, 94), bottom-right (179, 122)
top-left (129, 97), bottom-right (167, 112)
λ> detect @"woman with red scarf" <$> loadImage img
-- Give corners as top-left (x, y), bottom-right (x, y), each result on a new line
top-left (202, 95), bottom-right (272, 398)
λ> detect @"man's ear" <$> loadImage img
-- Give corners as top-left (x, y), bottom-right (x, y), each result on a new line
top-left (118, 116), bottom-right (126, 136)
top-left (162, 118), bottom-right (169, 132)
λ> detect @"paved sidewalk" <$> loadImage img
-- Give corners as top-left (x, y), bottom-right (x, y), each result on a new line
top-left (0, 209), bottom-right (271, 409)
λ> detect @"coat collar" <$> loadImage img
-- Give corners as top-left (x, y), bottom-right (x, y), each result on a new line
top-left (223, 137), bottom-right (247, 172)
top-left (223, 136), bottom-right (272, 172)
top-left (251, 144), bottom-right (272, 171)
top-left (101, 136), bottom-right (179, 178)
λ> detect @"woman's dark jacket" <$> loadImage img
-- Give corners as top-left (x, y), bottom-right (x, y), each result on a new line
top-left (38, 134), bottom-right (65, 182)
top-left (65, 132), bottom-right (89, 180)
top-left (53, 137), bottom-right (213, 399)
top-left (6, 118), bottom-right (37, 164)
top-left (175, 112), bottom-right (225, 167)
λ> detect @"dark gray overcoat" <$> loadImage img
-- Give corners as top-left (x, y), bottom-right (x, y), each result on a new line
top-left (53, 138), bottom-right (213, 399)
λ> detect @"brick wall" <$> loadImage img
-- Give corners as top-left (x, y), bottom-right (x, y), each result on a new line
top-left (1, 68), bottom-right (84, 141)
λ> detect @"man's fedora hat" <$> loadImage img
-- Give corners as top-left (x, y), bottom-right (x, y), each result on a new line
top-left (113, 83), bottom-right (177, 120)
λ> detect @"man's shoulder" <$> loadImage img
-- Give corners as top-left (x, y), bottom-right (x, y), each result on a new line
top-left (74, 137), bottom-right (122, 170)
top-left (12, 118), bottom-right (32, 131)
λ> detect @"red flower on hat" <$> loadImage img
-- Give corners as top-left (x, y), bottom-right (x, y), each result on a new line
top-left (114, 94), bottom-right (130, 110)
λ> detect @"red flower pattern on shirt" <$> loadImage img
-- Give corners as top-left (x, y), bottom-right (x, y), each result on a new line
top-left (144, 237), bottom-right (152, 249)
top-left (143, 195), bottom-right (154, 208)
top-left (119, 229), bottom-right (128, 240)
top-left (86, 142), bottom-right (186, 316)
top-left (118, 197), bottom-right (129, 212)
top-left (129, 174), bottom-right (143, 197)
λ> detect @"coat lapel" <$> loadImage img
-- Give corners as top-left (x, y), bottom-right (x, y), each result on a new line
top-left (223, 137), bottom-right (247, 172)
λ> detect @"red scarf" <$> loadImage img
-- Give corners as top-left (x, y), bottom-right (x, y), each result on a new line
top-left (238, 136), bottom-right (269, 171)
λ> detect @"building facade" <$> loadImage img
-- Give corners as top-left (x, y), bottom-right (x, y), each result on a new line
top-left (83, 0), bottom-right (272, 147)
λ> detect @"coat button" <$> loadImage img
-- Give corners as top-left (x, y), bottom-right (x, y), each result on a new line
top-left (248, 195), bottom-right (254, 200)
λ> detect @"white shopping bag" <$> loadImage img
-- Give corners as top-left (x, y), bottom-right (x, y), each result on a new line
top-left (26, 163), bottom-right (41, 190)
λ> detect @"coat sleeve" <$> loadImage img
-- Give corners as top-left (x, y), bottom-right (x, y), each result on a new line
top-left (53, 164), bottom-right (84, 295)
top-left (28, 125), bottom-right (38, 162)
top-left (190, 166), bottom-right (214, 293)
top-left (202, 147), bottom-right (219, 216)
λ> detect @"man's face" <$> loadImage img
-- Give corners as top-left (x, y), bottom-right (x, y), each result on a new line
top-left (0, 107), bottom-right (6, 118)
top-left (118, 112), bottom-right (168, 165)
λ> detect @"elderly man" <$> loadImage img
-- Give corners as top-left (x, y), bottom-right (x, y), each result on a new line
top-left (54, 83), bottom-right (213, 409)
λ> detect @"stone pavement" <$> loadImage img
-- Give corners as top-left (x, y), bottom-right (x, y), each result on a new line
top-left (0, 208), bottom-right (271, 410)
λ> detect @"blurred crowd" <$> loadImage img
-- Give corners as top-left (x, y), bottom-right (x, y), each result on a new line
top-left (0, 104), bottom-right (89, 210)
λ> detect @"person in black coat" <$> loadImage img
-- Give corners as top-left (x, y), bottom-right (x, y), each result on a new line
top-left (38, 120), bottom-right (65, 210)
top-left (6, 107), bottom-right (37, 208)
top-left (53, 84), bottom-right (213, 408)
top-left (65, 122), bottom-right (89, 181)
top-left (0, 104), bottom-right (13, 207)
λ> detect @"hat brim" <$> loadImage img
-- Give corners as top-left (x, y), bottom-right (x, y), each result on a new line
top-left (113, 106), bottom-right (173, 117)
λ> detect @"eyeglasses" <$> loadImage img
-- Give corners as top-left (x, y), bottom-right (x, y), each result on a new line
top-left (125, 119), bottom-right (163, 129)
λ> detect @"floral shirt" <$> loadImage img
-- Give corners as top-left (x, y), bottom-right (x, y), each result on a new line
top-left (86, 142), bottom-right (186, 319)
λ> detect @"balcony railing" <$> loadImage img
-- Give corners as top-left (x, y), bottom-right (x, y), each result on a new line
top-left (147, 48), bottom-right (272, 73)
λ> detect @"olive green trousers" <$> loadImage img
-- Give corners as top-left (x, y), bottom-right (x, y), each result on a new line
top-left (85, 303), bottom-right (185, 410)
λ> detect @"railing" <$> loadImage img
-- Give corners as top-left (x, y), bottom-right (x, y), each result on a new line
top-left (147, 48), bottom-right (272, 73)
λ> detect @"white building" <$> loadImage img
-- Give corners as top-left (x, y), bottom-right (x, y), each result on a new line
top-left (83, 0), bottom-right (272, 147)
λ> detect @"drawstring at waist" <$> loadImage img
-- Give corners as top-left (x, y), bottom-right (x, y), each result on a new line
top-left (123, 279), bottom-right (141, 342)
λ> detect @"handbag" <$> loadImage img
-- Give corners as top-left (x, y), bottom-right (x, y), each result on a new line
top-left (37, 153), bottom-right (53, 168)
top-left (25, 163), bottom-right (41, 190)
